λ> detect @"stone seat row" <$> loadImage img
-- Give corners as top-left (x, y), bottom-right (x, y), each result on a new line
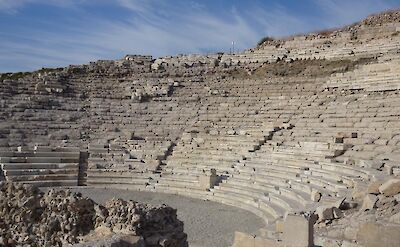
top-left (236, 158), bottom-right (363, 192)
top-left (0, 146), bottom-right (80, 186)
top-left (163, 155), bottom-right (352, 196)
top-left (150, 162), bottom-right (349, 224)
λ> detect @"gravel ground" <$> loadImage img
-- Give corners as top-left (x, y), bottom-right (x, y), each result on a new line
top-left (65, 188), bottom-right (265, 247)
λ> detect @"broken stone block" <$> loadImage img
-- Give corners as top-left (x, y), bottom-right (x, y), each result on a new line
top-left (209, 129), bottom-right (219, 135)
top-left (378, 179), bottom-right (400, 196)
top-left (332, 207), bottom-right (343, 219)
top-left (360, 194), bottom-right (378, 211)
top-left (282, 214), bottom-right (313, 247)
top-left (311, 189), bottom-right (321, 202)
top-left (344, 226), bottom-right (358, 241)
top-left (352, 182), bottom-right (368, 201)
top-left (316, 204), bottom-right (344, 222)
top-left (389, 212), bottom-right (400, 224)
top-left (332, 197), bottom-right (346, 210)
top-left (316, 206), bottom-right (334, 222)
top-left (340, 201), bottom-right (358, 210)
top-left (357, 222), bottom-right (400, 247)
top-left (275, 219), bottom-right (284, 233)
top-left (367, 181), bottom-right (383, 194)
top-left (199, 169), bottom-right (219, 190)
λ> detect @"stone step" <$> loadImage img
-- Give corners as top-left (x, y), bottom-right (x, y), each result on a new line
top-left (0, 151), bottom-right (80, 158)
top-left (7, 174), bottom-right (78, 182)
top-left (4, 168), bottom-right (78, 176)
top-left (0, 157), bottom-right (79, 163)
top-left (86, 177), bottom-right (149, 185)
top-left (15, 180), bottom-right (78, 187)
top-left (1, 163), bottom-right (79, 169)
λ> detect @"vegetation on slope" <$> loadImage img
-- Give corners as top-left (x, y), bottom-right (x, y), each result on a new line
top-left (0, 68), bottom-right (63, 82)
top-left (231, 57), bottom-right (377, 80)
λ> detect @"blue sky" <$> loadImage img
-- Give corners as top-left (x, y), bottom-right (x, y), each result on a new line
top-left (0, 0), bottom-right (399, 72)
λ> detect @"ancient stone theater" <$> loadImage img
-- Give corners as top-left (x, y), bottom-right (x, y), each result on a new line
top-left (1, 10), bottom-right (400, 247)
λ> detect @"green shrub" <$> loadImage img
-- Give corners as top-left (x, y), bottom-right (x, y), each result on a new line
top-left (257, 36), bottom-right (274, 47)
top-left (0, 67), bottom-right (63, 82)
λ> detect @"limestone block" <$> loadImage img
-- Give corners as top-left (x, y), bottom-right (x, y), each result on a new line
top-left (199, 169), bottom-right (219, 190)
top-left (332, 197), bottom-right (346, 209)
top-left (352, 182), bottom-right (368, 201)
top-left (394, 193), bottom-right (400, 202)
top-left (231, 231), bottom-right (280, 247)
top-left (315, 205), bottom-right (344, 222)
top-left (227, 129), bottom-right (236, 135)
top-left (209, 130), bottom-right (219, 135)
top-left (379, 179), bottom-right (400, 196)
top-left (367, 181), bottom-right (383, 194)
top-left (254, 236), bottom-right (279, 247)
top-left (393, 167), bottom-right (400, 176)
top-left (389, 212), bottom-right (400, 224)
top-left (311, 189), bottom-right (321, 202)
top-left (357, 222), bottom-right (400, 247)
top-left (360, 194), bottom-right (378, 211)
top-left (357, 160), bottom-right (384, 170)
top-left (282, 214), bottom-right (313, 247)
top-left (344, 226), bottom-right (358, 241)
top-left (275, 220), bottom-right (284, 233)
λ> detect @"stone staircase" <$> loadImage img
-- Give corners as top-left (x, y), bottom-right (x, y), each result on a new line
top-left (0, 146), bottom-right (80, 187)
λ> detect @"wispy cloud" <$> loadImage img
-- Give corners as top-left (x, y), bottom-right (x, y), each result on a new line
top-left (0, 0), bottom-right (399, 72)
top-left (0, 0), bottom-right (85, 12)
top-left (312, 0), bottom-right (397, 27)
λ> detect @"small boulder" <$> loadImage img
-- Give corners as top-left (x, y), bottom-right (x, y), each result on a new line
top-left (311, 190), bottom-right (322, 202)
top-left (360, 194), bottom-right (378, 211)
top-left (379, 179), bottom-right (400, 196)
top-left (367, 181), bottom-right (383, 194)
top-left (333, 207), bottom-right (343, 219)
top-left (316, 206), bottom-right (343, 222)
top-left (332, 197), bottom-right (346, 210)
top-left (340, 201), bottom-right (358, 210)
top-left (352, 183), bottom-right (368, 200)
top-left (357, 160), bottom-right (384, 170)
top-left (316, 206), bottom-right (334, 222)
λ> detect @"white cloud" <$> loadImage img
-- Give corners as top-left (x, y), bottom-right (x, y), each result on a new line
top-left (0, 0), bottom-right (399, 72)
top-left (116, 0), bottom-right (156, 13)
top-left (0, 0), bottom-right (88, 12)
top-left (312, 0), bottom-right (395, 27)
top-left (0, 0), bottom-right (33, 11)
top-left (0, 1), bottom-right (272, 72)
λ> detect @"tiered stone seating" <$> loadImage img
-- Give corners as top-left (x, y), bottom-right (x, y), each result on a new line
top-left (0, 146), bottom-right (80, 187)
top-left (208, 127), bottom-right (380, 223)
top-left (218, 20), bottom-right (400, 67)
top-left (289, 90), bottom-right (400, 165)
top-left (0, 11), bottom-right (399, 237)
top-left (326, 57), bottom-right (400, 91)
top-left (145, 125), bottom-right (272, 190)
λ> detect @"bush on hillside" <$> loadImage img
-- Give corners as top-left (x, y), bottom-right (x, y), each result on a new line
top-left (257, 36), bottom-right (274, 47)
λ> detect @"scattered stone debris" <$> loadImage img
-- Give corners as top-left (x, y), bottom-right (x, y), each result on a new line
top-left (314, 177), bottom-right (400, 247)
top-left (0, 182), bottom-right (187, 247)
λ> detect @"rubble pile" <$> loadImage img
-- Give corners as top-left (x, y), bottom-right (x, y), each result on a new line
top-left (0, 182), bottom-right (187, 247)
top-left (314, 178), bottom-right (400, 246)
top-left (96, 199), bottom-right (187, 247)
